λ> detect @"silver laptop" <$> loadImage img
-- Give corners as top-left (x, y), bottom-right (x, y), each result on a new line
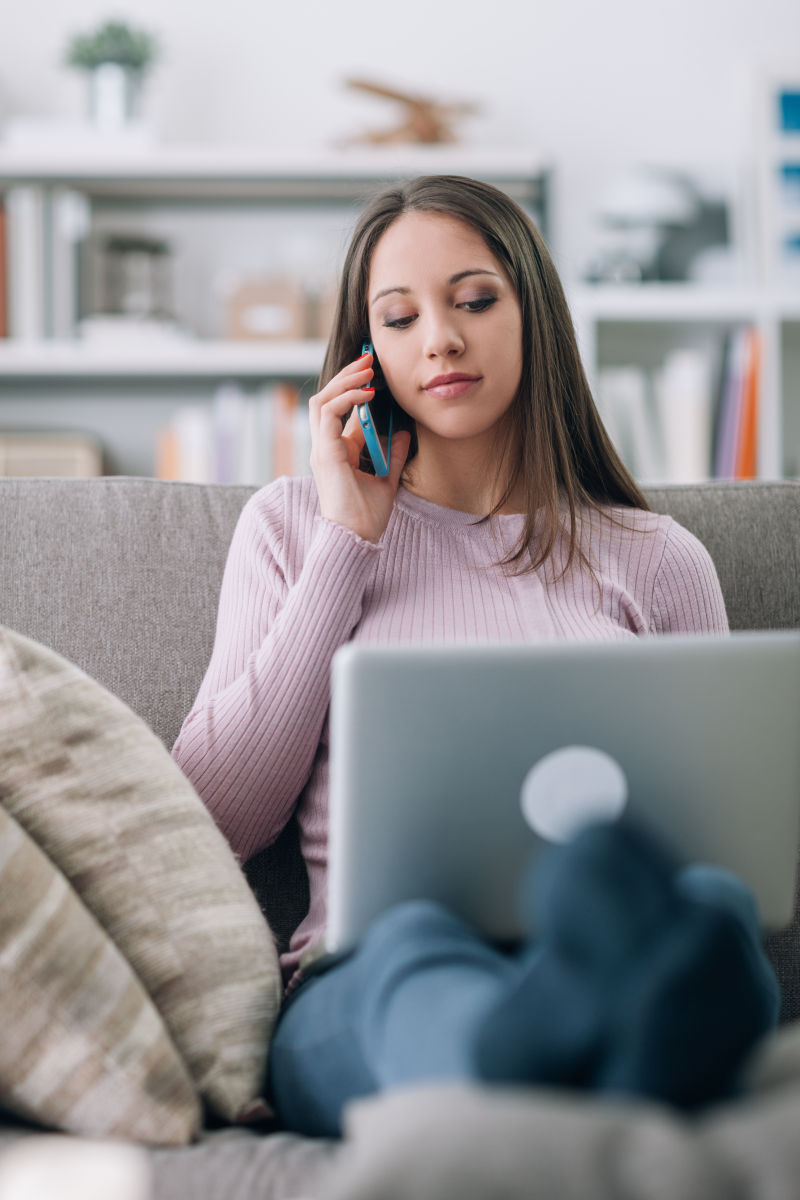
top-left (327, 632), bottom-right (800, 952)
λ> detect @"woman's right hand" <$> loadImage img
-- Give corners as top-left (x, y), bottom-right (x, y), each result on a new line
top-left (308, 351), bottom-right (412, 544)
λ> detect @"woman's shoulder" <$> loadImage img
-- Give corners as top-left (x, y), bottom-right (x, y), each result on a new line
top-left (584, 501), bottom-right (718, 577)
top-left (579, 501), bottom-right (672, 545)
top-left (579, 501), bottom-right (726, 629)
top-left (241, 474), bottom-right (320, 532)
top-left (229, 476), bottom-right (322, 574)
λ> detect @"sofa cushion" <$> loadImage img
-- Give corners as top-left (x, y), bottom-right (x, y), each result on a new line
top-left (0, 803), bottom-right (200, 1143)
top-left (0, 625), bottom-right (282, 1124)
top-left (319, 1028), bottom-right (800, 1200)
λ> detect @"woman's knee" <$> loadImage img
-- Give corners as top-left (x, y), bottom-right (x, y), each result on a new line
top-left (356, 898), bottom-right (494, 977)
top-left (366, 898), bottom-right (471, 945)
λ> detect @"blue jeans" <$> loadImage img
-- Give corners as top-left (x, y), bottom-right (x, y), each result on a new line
top-left (268, 823), bottom-right (780, 1137)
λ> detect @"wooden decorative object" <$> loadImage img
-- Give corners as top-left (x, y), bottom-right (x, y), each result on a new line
top-left (341, 78), bottom-right (479, 146)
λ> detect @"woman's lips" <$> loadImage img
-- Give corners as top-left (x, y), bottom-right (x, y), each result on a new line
top-left (423, 375), bottom-right (481, 400)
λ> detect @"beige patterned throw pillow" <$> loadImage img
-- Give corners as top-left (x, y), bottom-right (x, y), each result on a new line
top-left (0, 804), bottom-right (200, 1143)
top-left (0, 626), bottom-right (282, 1124)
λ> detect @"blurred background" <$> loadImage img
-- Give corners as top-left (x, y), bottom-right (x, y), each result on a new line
top-left (0, 0), bottom-right (797, 484)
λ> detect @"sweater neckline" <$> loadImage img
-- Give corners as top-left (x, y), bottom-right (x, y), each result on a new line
top-left (394, 485), bottom-right (528, 532)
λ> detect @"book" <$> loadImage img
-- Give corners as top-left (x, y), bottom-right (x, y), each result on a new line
top-left (272, 383), bottom-right (300, 479)
top-left (709, 329), bottom-right (733, 475)
top-left (170, 406), bottom-right (214, 483)
top-left (5, 186), bottom-right (46, 340)
top-left (154, 424), bottom-right (180, 481)
top-left (49, 189), bottom-right (91, 340)
top-left (293, 401), bottom-right (313, 477)
top-left (0, 202), bottom-right (7, 338)
top-left (212, 382), bottom-right (247, 484)
top-left (712, 327), bottom-right (760, 480)
top-left (0, 432), bottom-right (103, 477)
top-left (597, 367), bottom-right (665, 484)
top-left (712, 327), bottom-right (748, 479)
top-left (251, 386), bottom-right (277, 486)
top-left (155, 382), bottom-right (304, 485)
top-left (734, 329), bottom-right (761, 480)
top-left (654, 348), bottom-right (714, 484)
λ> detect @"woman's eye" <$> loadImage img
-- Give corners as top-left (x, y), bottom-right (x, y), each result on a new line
top-left (382, 296), bottom-right (497, 328)
top-left (383, 314), bottom-right (416, 329)
top-left (460, 296), bottom-right (497, 313)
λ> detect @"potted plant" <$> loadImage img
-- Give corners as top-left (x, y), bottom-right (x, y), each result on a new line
top-left (65, 20), bottom-right (159, 129)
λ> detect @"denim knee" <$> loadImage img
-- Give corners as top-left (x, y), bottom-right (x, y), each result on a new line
top-left (364, 898), bottom-right (472, 947)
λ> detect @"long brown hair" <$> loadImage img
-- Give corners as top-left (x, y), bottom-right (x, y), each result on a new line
top-left (321, 175), bottom-right (649, 576)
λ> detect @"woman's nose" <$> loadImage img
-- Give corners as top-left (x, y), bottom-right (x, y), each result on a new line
top-left (422, 314), bottom-right (465, 359)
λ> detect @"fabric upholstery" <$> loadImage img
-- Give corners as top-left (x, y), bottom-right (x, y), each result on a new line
top-left (0, 802), bottom-right (199, 1144)
top-left (645, 482), bottom-right (800, 632)
top-left (0, 476), bottom-right (799, 1196)
top-left (318, 1029), bottom-right (800, 1200)
top-left (0, 624), bottom-right (282, 1123)
top-left (0, 1125), bottom-right (343, 1200)
top-left (0, 477), bottom-right (252, 752)
top-left (1, 478), bottom-right (799, 1010)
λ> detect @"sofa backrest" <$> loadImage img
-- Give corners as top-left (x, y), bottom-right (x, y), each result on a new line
top-left (0, 477), bottom-right (254, 752)
top-left (645, 481), bottom-right (800, 633)
top-left (2, 477), bottom-right (799, 1013)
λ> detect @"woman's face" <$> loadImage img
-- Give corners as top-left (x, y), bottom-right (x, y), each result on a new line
top-left (367, 212), bottom-right (523, 452)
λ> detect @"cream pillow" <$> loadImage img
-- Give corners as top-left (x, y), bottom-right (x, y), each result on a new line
top-left (0, 803), bottom-right (200, 1143)
top-left (0, 626), bottom-right (282, 1123)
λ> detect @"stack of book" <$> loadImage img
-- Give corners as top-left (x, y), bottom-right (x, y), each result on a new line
top-left (711, 327), bottom-right (760, 480)
top-left (155, 381), bottom-right (310, 485)
top-left (0, 187), bottom-right (90, 340)
top-left (0, 200), bottom-right (7, 338)
top-left (0, 431), bottom-right (103, 477)
top-left (596, 326), bottom-right (761, 484)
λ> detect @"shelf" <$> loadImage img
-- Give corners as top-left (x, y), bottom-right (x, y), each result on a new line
top-left (3, 291), bottom-right (799, 382)
top-left (771, 134), bottom-right (800, 164)
top-left (0, 150), bottom-right (552, 477)
top-left (0, 338), bottom-right (327, 379)
top-left (568, 285), bottom-right (800, 322)
top-left (0, 145), bottom-right (550, 205)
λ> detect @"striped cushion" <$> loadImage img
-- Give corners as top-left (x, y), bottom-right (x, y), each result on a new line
top-left (0, 803), bottom-right (200, 1143)
top-left (0, 626), bottom-right (282, 1125)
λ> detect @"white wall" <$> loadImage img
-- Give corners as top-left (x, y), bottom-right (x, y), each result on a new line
top-left (0, 0), bottom-right (797, 277)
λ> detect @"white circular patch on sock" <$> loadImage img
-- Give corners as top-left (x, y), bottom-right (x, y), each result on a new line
top-left (520, 745), bottom-right (628, 843)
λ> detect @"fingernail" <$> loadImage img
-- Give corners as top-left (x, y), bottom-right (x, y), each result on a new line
top-left (358, 352), bottom-right (371, 361)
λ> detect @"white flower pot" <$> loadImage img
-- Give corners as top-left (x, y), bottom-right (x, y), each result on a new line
top-left (89, 64), bottom-right (142, 129)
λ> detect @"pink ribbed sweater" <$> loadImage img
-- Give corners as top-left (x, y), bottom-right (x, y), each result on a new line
top-left (172, 475), bottom-right (728, 987)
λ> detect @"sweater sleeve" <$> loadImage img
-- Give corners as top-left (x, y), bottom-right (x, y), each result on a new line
top-left (172, 482), bottom-right (381, 861)
top-left (649, 520), bottom-right (729, 635)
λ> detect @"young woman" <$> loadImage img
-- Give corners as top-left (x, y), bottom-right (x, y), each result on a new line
top-left (172, 175), bottom-right (778, 1137)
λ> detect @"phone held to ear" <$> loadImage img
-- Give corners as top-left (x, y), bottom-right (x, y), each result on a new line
top-left (357, 340), bottom-right (393, 478)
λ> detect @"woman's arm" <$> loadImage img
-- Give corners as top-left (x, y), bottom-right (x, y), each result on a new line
top-left (650, 520), bottom-right (729, 635)
top-left (172, 482), bottom-right (381, 860)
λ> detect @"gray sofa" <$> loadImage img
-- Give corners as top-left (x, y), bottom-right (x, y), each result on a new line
top-left (1, 475), bottom-right (800, 1199)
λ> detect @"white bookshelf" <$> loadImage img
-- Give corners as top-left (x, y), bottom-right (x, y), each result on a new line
top-left (0, 145), bottom-right (550, 476)
top-left (0, 338), bottom-right (327, 378)
top-left (0, 145), bottom-right (550, 200)
top-left (756, 71), bottom-right (800, 286)
top-left (2, 145), bottom-right (799, 482)
top-left (569, 284), bottom-right (800, 482)
top-left (570, 285), bottom-right (800, 322)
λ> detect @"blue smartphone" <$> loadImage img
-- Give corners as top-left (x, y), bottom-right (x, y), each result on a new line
top-left (357, 340), bottom-right (393, 477)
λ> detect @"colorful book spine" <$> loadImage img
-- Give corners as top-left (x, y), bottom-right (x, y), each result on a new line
top-left (734, 329), bottom-right (761, 480)
top-left (154, 382), bottom-right (306, 485)
top-left (712, 327), bottom-right (761, 480)
top-left (0, 202), bottom-right (7, 339)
